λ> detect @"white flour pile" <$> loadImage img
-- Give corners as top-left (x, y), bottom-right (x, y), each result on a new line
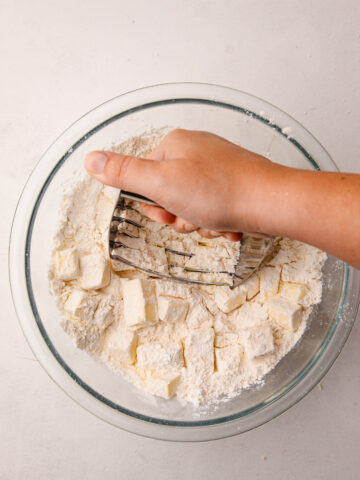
top-left (49, 132), bottom-right (327, 406)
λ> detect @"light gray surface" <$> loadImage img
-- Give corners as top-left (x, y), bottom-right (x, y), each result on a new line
top-left (1, 0), bottom-right (360, 478)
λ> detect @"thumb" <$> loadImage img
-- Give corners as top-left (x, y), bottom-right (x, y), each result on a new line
top-left (84, 151), bottom-right (163, 200)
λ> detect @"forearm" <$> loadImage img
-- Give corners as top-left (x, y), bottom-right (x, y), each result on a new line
top-left (256, 167), bottom-right (360, 268)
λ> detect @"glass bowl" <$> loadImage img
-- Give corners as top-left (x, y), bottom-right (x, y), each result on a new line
top-left (9, 83), bottom-right (360, 441)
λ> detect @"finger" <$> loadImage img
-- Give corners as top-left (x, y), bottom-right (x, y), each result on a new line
top-left (197, 228), bottom-right (223, 239)
top-left (84, 151), bottom-right (163, 199)
top-left (140, 204), bottom-right (176, 224)
top-left (171, 217), bottom-right (199, 234)
top-left (223, 232), bottom-right (243, 241)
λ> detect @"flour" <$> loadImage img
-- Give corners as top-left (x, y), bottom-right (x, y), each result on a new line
top-left (49, 131), bottom-right (327, 406)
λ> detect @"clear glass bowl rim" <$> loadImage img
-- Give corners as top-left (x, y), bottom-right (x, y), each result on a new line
top-left (9, 82), bottom-right (360, 441)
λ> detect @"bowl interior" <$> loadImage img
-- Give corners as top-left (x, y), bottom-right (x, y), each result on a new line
top-left (25, 96), bottom-right (347, 425)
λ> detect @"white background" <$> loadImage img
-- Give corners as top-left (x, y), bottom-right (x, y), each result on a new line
top-left (1, 0), bottom-right (360, 478)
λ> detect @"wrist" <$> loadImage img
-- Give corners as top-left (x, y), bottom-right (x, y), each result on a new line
top-left (233, 159), bottom-right (289, 235)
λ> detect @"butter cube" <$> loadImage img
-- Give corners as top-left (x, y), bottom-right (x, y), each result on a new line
top-left (280, 282), bottom-right (308, 305)
top-left (260, 266), bottom-right (280, 300)
top-left (243, 326), bottom-right (275, 360)
top-left (281, 263), bottom-right (312, 284)
top-left (215, 286), bottom-right (246, 313)
top-left (267, 249), bottom-right (294, 266)
top-left (158, 296), bottom-right (189, 323)
top-left (54, 248), bottom-right (79, 280)
top-left (186, 302), bottom-right (211, 329)
top-left (145, 372), bottom-right (180, 399)
top-left (93, 297), bottom-right (114, 329)
top-left (119, 207), bottom-right (144, 225)
top-left (184, 328), bottom-right (214, 373)
top-left (268, 295), bottom-right (303, 331)
top-left (79, 254), bottom-right (111, 290)
top-left (235, 302), bottom-right (268, 330)
top-left (64, 289), bottom-right (98, 321)
top-left (123, 279), bottom-right (157, 330)
top-left (215, 345), bottom-right (242, 373)
top-left (215, 333), bottom-right (239, 348)
top-left (185, 249), bottom-right (235, 273)
top-left (136, 343), bottom-right (184, 370)
top-left (105, 325), bottom-right (138, 364)
top-left (242, 274), bottom-right (260, 300)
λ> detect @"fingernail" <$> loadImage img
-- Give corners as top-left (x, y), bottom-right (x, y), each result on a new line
top-left (85, 152), bottom-right (109, 174)
top-left (209, 230), bottom-right (221, 237)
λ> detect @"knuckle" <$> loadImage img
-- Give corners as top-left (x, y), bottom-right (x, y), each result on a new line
top-left (109, 154), bottom-right (132, 187)
top-left (167, 128), bottom-right (187, 141)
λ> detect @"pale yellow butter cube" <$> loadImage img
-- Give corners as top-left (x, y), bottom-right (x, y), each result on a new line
top-left (242, 274), bottom-right (260, 300)
top-left (123, 279), bottom-right (157, 330)
top-left (215, 345), bottom-right (242, 373)
top-left (215, 286), bottom-right (246, 313)
top-left (145, 372), bottom-right (180, 399)
top-left (136, 343), bottom-right (184, 370)
top-left (54, 248), bottom-right (79, 280)
top-left (158, 296), bottom-right (189, 323)
top-left (260, 266), bottom-right (280, 300)
top-left (235, 302), bottom-right (268, 330)
top-left (64, 289), bottom-right (98, 321)
top-left (184, 328), bottom-right (215, 373)
top-left (119, 207), bottom-right (144, 225)
top-left (79, 253), bottom-right (111, 290)
top-left (105, 325), bottom-right (138, 364)
top-left (93, 297), bottom-right (114, 329)
top-left (243, 325), bottom-right (275, 360)
top-left (268, 295), bottom-right (303, 332)
top-left (214, 333), bottom-right (239, 348)
top-left (280, 282), bottom-right (308, 305)
top-left (186, 302), bottom-right (211, 329)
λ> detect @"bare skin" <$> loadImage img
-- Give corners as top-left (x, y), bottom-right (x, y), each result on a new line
top-left (85, 129), bottom-right (360, 269)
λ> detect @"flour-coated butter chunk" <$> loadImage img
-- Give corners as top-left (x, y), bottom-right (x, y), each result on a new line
top-left (64, 289), bottom-right (98, 321)
top-left (119, 207), bottom-right (143, 225)
top-left (243, 325), bottom-right (275, 360)
top-left (114, 219), bottom-right (139, 237)
top-left (260, 266), bottom-right (280, 300)
top-left (106, 325), bottom-right (137, 364)
top-left (145, 372), bottom-right (180, 399)
top-left (267, 249), bottom-right (295, 266)
top-left (54, 248), bottom-right (79, 280)
top-left (123, 279), bottom-right (157, 329)
top-left (93, 297), bottom-right (114, 329)
top-left (235, 302), bottom-right (268, 330)
top-left (215, 345), bottom-right (242, 373)
top-left (215, 286), bottom-right (246, 313)
top-left (158, 296), bottom-right (189, 323)
top-left (185, 248), bottom-right (235, 272)
top-left (214, 333), bottom-right (239, 348)
top-left (268, 295), bottom-right (303, 331)
top-left (281, 263), bottom-right (314, 283)
top-left (136, 342), bottom-right (184, 370)
top-left (79, 253), bottom-right (111, 290)
top-left (242, 274), bottom-right (260, 300)
top-left (110, 251), bottom-right (136, 272)
top-left (184, 328), bottom-right (214, 373)
top-left (186, 302), bottom-right (211, 329)
top-left (155, 280), bottom-right (189, 299)
top-left (280, 282), bottom-right (308, 305)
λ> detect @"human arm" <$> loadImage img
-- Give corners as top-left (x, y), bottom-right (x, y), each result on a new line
top-left (85, 129), bottom-right (360, 269)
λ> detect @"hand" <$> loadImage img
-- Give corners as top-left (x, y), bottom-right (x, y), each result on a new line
top-left (85, 129), bottom-right (279, 240)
